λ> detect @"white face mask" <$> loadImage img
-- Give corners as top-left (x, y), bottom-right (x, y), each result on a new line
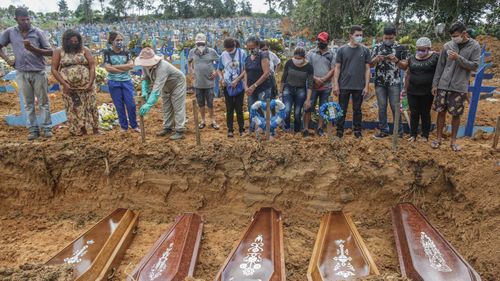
top-left (292, 58), bottom-right (304, 65)
top-left (197, 45), bottom-right (206, 52)
top-left (452, 36), bottom-right (463, 44)
top-left (354, 36), bottom-right (363, 44)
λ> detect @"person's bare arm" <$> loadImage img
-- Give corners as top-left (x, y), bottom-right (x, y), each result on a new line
top-left (363, 63), bottom-right (370, 94)
top-left (112, 60), bottom-right (134, 71)
top-left (398, 59), bottom-right (408, 70)
top-left (104, 63), bottom-right (123, 73)
top-left (333, 63), bottom-right (341, 95)
top-left (0, 45), bottom-right (14, 66)
top-left (51, 49), bottom-right (71, 93)
top-left (23, 40), bottom-right (53, 56)
top-left (83, 48), bottom-right (96, 89)
top-left (250, 57), bottom-right (270, 89)
top-left (403, 70), bottom-right (410, 93)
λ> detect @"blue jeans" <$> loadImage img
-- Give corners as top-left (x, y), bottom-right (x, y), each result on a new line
top-left (306, 88), bottom-right (330, 113)
top-left (248, 88), bottom-right (272, 132)
top-left (283, 86), bottom-right (307, 132)
top-left (108, 80), bottom-right (138, 130)
top-left (376, 85), bottom-right (402, 134)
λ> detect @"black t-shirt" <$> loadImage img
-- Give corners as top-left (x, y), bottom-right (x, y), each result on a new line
top-left (281, 60), bottom-right (314, 89)
top-left (408, 52), bottom-right (440, 95)
top-left (245, 51), bottom-right (271, 94)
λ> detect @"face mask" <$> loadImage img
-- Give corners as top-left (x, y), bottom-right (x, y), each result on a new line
top-left (452, 36), bottom-right (463, 44)
top-left (318, 42), bottom-right (328, 49)
top-left (383, 40), bottom-right (394, 47)
top-left (416, 50), bottom-right (429, 57)
top-left (250, 48), bottom-right (259, 56)
top-left (292, 58), bottom-right (304, 65)
top-left (354, 36), bottom-right (363, 44)
top-left (197, 45), bottom-right (206, 52)
top-left (114, 41), bottom-right (123, 49)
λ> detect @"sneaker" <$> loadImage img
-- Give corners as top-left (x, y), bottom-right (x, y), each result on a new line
top-left (132, 127), bottom-right (141, 133)
top-left (228, 131), bottom-right (234, 138)
top-left (303, 130), bottom-right (310, 137)
top-left (43, 130), bottom-right (53, 138)
top-left (317, 128), bottom-right (325, 137)
top-left (28, 131), bottom-right (40, 141)
top-left (156, 128), bottom-right (173, 137)
top-left (239, 130), bottom-right (246, 137)
top-left (120, 128), bottom-right (128, 133)
top-left (354, 132), bottom-right (363, 139)
top-left (336, 131), bottom-right (344, 138)
top-left (373, 132), bottom-right (388, 139)
top-left (169, 132), bottom-right (185, 140)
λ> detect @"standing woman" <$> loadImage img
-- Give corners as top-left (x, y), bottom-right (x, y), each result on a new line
top-left (402, 37), bottom-right (439, 142)
top-left (218, 37), bottom-right (246, 137)
top-left (281, 47), bottom-right (314, 133)
top-left (52, 29), bottom-right (99, 136)
top-left (103, 31), bottom-right (139, 133)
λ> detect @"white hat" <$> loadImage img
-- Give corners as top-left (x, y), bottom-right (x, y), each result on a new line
top-left (195, 33), bottom-right (207, 44)
top-left (134, 47), bottom-right (162, 67)
top-left (416, 37), bottom-right (432, 48)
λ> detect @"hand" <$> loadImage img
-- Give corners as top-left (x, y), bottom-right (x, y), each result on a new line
top-left (85, 82), bottom-right (93, 91)
top-left (62, 83), bottom-right (71, 95)
top-left (246, 85), bottom-right (255, 96)
top-left (22, 39), bottom-right (33, 50)
top-left (220, 79), bottom-right (226, 88)
top-left (231, 80), bottom-right (239, 89)
top-left (432, 87), bottom-right (438, 96)
top-left (209, 71), bottom-right (217, 80)
top-left (333, 85), bottom-right (340, 96)
top-left (139, 103), bottom-right (153, 116)
top-left (387, 54), bottom-right (398, 63)
top-left (304, 99), bottom-right (311, 109)
top-left (401, 89), bottom-right (407, 97)
top-left (375, 55), bottom-right (385, 63)
top-left (362, 87), bottom-right (369, 96)
top-left (448, 50), bottom-right (459, 61)
top-left (314, 77), bottom-right (323, 87)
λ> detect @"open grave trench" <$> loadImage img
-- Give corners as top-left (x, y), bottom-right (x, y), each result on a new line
top-left (0, 137), bottom-right (498, 280)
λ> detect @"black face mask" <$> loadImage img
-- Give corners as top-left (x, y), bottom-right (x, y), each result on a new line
top-left (318, 42), bottom-right (328, 50)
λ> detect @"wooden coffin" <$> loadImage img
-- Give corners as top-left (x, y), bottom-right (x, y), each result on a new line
top-left (46, 208), bottom-right (139, 281)
top-left (214, 207), bottom-right (286, 281)
top-left (307, 211), bottom-right (379, 281)
top-left (128, 213), bottom-right (203, 281)
top-left (392, 202), bottom-right (481, 281)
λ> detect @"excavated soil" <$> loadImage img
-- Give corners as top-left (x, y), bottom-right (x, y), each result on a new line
top-left (0, 35), bottom-right (499, 281)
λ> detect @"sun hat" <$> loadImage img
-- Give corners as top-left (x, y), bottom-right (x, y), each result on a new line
top-left (416, 37), bottom-right (432, 48)
top-left (134, 47), bottom-right (162, 67)
top-left (195, 33), bottom-right (207, 44)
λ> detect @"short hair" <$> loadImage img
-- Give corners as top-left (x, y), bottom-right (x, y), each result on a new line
top-left (246, 36), bottom-right (260, 46)
top-left (350, 25), bottom-right (363, 35)
top-left (108, 31), bottom-right (118, 44)
top-left (223, 37), bottom-right (236, 49)
top-left (235, 39), bottom-right (241, 48)
top-left (293, 47), bottom-right (306, 58)
top-left (383, 26), bottom-right (396, 35)
top-left (62, 29), bottom-right (83, 54)
top-left (15, 7), bottom-right (29, 18)
top-left (259, 40), bottom-right (270, 49)
top-left (449, 22), bottom-right (467, 34)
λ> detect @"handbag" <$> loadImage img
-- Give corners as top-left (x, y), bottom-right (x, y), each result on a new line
top-left (227, 49), bottom-right (244, 97)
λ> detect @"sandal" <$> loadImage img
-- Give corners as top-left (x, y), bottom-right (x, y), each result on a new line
top-left (431, 140), bottom-right (441, 149)
top-left (211, 122), bottom-right (220, 130)
top-left (198, 122), bottom-right (206, 129)
top-left (408, 136), bottom-right (416, 142)
top-left (450, 143), bottom-right (461, 152)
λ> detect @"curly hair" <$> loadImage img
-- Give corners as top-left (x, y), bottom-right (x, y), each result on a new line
top-left (62, 29), bottom-right (83, 54)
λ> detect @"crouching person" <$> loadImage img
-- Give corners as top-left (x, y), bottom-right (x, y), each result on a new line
top-left (135, 47), bottom-right (186, 140)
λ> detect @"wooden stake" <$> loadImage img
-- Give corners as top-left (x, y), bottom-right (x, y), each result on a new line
top-left (192, 99), bottom-right (201, 146)
top-left (265, 98), bottom-right (271, 141)
top-left (392, 105), bottom-right (401, 151)
top-left (493, 116), bottom-right (500, 149)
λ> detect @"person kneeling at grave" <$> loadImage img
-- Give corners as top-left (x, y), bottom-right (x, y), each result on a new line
top-left (135, 47), bottom-right (187, 140)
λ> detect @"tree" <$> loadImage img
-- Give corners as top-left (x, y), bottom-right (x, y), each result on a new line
top-left (76, 0), bottom-right (94, 23)
top-left (99, 0), bottom-right (106, 11)
top-left (110, 0), bottom-right (128, 17)
top-left (58, 0), bottom-right (70, 18)
top-left (224, 0), bottom-right (237, 16)
top-left (238, 0), bottom-right (252, 16)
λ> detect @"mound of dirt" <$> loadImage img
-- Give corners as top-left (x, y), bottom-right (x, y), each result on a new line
top-left (0, 264), bottom-right (73, 281)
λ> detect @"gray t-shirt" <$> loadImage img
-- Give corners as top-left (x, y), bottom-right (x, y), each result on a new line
top-left (306, 48), bottom-right (336, 90)
top-left (336, 44), bottom-right (371, 90)
top-left (0, 26), bottom-right (51, 72)
top-left (188, 47), bottom-right (219, 89)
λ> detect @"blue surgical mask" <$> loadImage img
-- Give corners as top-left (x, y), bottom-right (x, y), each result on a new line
top-left (354, 36), bottom-right (363, 44)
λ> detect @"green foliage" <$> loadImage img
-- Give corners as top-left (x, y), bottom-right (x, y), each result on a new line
top-left (399, 35), bottom-right (416, 54)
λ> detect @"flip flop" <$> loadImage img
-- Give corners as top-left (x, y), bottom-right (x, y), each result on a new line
top-left (450, 143), bottom-right (462, 152)
top-left (431, 140), bottom-right (441, 149)
top-left (198, 122), bottom-right (206, 129)
top-left (211, 122), bottom-right (220, 130)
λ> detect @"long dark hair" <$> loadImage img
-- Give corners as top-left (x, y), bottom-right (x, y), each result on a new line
top-left (62, 29), bottom-right (83, 54)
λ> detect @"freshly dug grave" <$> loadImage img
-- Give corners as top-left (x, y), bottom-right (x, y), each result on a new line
top-left (0, 125), bottom-right (499, 280)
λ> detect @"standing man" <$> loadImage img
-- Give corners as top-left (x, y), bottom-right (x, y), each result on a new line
top-left (304, 32), bottom-right (336, 137)
top-left (0, 8), bottom-right (53, 140)
top-left (188, 33), bottom-right (220, 130)
top-left (135, 47), bottom-right (187, 140)
top-left (431, 22), bottom-right (480, 151)
top-left (371, 26), bottom-right (408, 139)
top-left (333, 25), bottom-right (371, 139)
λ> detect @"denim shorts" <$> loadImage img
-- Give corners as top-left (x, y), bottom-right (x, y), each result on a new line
top-left (306, 88), bottom-right (331, 113)
top-left (195, 88), bottom-right (214, 108)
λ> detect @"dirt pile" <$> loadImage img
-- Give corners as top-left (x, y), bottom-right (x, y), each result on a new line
top-left (0, 264), bottom-right (73, 281)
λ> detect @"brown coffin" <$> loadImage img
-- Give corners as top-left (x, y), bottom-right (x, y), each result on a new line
top-left (392, 202), bottom-right (481, 281)
top-left (128, 213), bottom-right (203, 281)
top-left (214, 207), bottom-right (286, 281)
top-left (46, 208), bottom-right (139, 281)
top-left (307, 211), bottom-right (379, 281)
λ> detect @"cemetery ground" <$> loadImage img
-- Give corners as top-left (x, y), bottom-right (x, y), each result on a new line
top-left (0, 36), bottom-right (499, 280)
